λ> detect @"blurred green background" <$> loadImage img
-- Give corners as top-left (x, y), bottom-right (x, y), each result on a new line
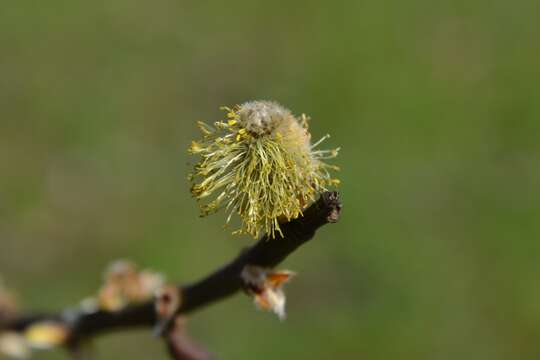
top-left (1, 0), bottom-right (539, 359)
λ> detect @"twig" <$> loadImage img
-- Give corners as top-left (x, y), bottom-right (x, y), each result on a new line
top-left (166, 318), bottom-right (212, 360)
top-left (1, 191), bottom-right (342, 356)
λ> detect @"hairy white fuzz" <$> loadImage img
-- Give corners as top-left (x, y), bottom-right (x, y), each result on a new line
top-left (238, 100), bottom-right (292, 136)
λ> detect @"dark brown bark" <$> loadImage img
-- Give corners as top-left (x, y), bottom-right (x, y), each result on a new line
top-left (1, 191), bottom-right (342, 356)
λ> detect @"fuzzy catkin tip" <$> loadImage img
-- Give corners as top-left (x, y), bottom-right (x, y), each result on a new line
top-left (237, 101), bottom-right (291, 136)
top-left (188, 100), bottom-right (340, 239)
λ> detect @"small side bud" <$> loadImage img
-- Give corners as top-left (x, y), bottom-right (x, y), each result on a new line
top-left (153, 285), bottom-right (182, 337)
top-left (97, 260), bottom-right (165, 312)
top-left (0, 277), bottom-right (18, 324)
top-left (241, 265), bottom-right (296, 320)
top-left (0, 333), bottom-right (30, 359)
top-left (23, 322), bottom-right (69, 349)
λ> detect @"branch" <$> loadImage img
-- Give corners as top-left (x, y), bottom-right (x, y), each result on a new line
top-left (166, 317), bottom-right (213, 360)
top-left (1, 191), bottom-right (342, 355)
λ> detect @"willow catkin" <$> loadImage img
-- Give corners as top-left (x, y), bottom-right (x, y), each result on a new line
top-left (189, 100), bottom-right (340, 238)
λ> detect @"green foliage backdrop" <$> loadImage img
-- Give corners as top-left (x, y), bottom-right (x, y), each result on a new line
top-left (1, 0), bottom-right (539, 359)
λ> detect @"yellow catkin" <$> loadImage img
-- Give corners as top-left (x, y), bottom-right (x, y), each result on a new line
top-left (189, 100), bottom-right (340, 239)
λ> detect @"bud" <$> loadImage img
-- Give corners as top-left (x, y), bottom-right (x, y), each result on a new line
top-left (0, 333), bottom-right (30, 359)
top-left (23, 322), bottom-right (69, 349)
top-left (0, 278), bottom-right (17, 324)
top-left (241, 265), bottom-right (295, 320)
top-left (98, 260), bottom-right (165, 311)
